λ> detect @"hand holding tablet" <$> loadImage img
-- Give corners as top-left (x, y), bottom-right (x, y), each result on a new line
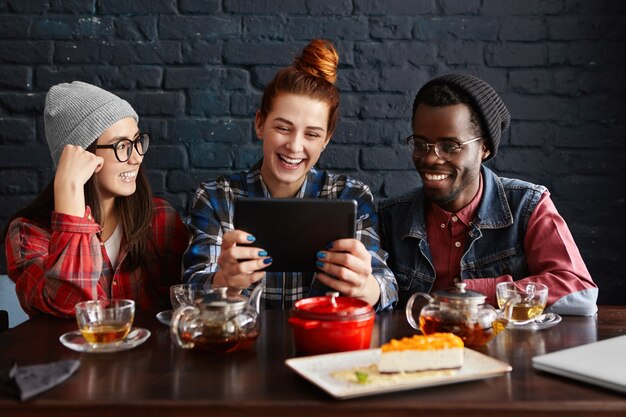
top-left (215, 198), bottom-right (380, 306)
top-left (313, 237), bottom-right (380, 303)
top-left (213, 230), bottom-right (272, 291)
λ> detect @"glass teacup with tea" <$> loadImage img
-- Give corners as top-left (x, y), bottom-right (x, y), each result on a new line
top-left (75, 299), bottom-right (135, 346)
top-left (496, 282), bottom-right (548, 323)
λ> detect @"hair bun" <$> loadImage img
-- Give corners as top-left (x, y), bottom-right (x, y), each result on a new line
top-left (292, 39), bottom-right (338, 84)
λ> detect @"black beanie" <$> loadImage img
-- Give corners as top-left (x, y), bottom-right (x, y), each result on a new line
top-left (414, 74), bottom-right (510, 160)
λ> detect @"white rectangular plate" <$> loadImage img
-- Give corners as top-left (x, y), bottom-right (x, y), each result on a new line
top-left (285, 348), bottom-right (512, 399)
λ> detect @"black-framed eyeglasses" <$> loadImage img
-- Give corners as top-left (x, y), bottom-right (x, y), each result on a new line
top-left (405, 135), bottom-right (481, 162)
top-left (96, 133), bottom-right (150, 162)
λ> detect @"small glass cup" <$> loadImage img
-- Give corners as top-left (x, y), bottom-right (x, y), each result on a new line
top-left (75, 299), bottom-right (135, 346)
top-left (496, 282), bottom-right (548, 322)
top-left (169, 283), bottom-right (211, 310)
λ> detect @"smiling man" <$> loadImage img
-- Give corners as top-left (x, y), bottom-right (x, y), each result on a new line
top-left (379, 74), bottom-right (597, 315)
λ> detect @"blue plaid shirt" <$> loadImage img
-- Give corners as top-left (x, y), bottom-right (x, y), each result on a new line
top-left (182, 161), bottom-right (398, 311)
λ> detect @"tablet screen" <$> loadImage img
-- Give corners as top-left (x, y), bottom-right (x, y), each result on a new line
top-left (234, 198), bottom-right (357, 272)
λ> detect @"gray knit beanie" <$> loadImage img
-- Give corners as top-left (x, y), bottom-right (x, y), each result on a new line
top-left (413, 74), bottom-right (510, 160)
top-left (44, 81), bottom-right (138, 166)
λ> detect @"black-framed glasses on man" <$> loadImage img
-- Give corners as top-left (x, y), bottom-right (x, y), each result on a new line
top-left (96, 133), bottom-right (150, 163)
top-left (405, 135), bottom-right (481, 162)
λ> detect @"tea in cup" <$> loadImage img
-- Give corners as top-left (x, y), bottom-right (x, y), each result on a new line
top-left (496, 282), bottom-right (548, 322)
top-left (170, 283), bottom-right (211, 310)
top-left (75, 299), bottom-right (135, 346)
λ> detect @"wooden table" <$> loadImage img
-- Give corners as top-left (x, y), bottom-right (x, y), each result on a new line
top-left (1, 307), bottom-right (625, 417)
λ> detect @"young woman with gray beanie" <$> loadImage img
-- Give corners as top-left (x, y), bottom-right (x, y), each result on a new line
top-left (4, 81), bottom-right (189, 318)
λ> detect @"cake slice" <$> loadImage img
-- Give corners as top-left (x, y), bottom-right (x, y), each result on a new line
top-left (378, 333), bottom-right (464, 373)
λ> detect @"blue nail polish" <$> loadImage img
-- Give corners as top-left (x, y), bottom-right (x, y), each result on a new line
top-left (263, 257), bottom-right (273, 265)
top-left (316, 261), bottom-right (324, 268)
top-left (247, 235), bottom-right (256, 242)
top-left (258, 250), bottom-right (268, 257)
top-left (316, 251), bottom-right (326, 259)
top-left (325, 242), bottom-right (333, 249)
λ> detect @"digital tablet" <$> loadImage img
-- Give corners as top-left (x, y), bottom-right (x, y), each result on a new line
top-left (234, 198), bottom-right (357, 272)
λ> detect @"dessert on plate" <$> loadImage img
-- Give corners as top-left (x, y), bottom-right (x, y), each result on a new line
top-left (378, 332), bottom-right (464, 373)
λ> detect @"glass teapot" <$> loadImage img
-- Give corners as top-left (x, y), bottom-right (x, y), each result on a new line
top-left (170, 284), bottom-right (263, 353)
top-left (406, 282), bottom-right (511, 348)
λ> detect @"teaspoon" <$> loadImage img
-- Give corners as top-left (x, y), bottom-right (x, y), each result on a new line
top-left (511, 313), bottom-right (557, 326)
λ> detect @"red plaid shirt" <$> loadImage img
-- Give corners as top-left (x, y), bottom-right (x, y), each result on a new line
top-left (5, 197), bottom-right (189, 317)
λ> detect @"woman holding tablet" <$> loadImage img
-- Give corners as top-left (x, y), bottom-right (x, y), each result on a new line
top-left (183, 39), bottom-right (397, 311)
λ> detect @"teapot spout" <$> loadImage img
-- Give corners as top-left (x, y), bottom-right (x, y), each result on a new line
top-left (249, 282), bottom-right (264, 314)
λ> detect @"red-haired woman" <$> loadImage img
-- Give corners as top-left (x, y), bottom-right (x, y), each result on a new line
top-left (183, 40), bottom-right (397, 311)
top-left (4, 82), bottom-right (189, 317)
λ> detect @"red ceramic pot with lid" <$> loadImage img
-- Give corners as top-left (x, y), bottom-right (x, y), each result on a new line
top-left (288, 292), bottom-right (375, 355)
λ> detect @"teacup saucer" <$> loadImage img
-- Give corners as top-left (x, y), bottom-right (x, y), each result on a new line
top-left (156, 310), bottom-right (173, 326)
top-left (59, 328), bottom-right (151, 353)
top-left (507, 313), bottom-right (562, 331)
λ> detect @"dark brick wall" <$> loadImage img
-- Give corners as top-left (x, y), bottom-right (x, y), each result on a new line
top-left (1, 0), bottom-right (624, 304)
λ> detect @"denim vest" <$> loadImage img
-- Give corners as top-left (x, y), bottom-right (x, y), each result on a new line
top-left (379, 166), bottom-right (546, 308)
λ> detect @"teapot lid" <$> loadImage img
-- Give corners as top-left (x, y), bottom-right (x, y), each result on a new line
top-left (195, 287), bottom-right (246, 312)
top-left (291, 292), bottom-right (374, 322)
top-left (432, 282), bottom-right (486, 304)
